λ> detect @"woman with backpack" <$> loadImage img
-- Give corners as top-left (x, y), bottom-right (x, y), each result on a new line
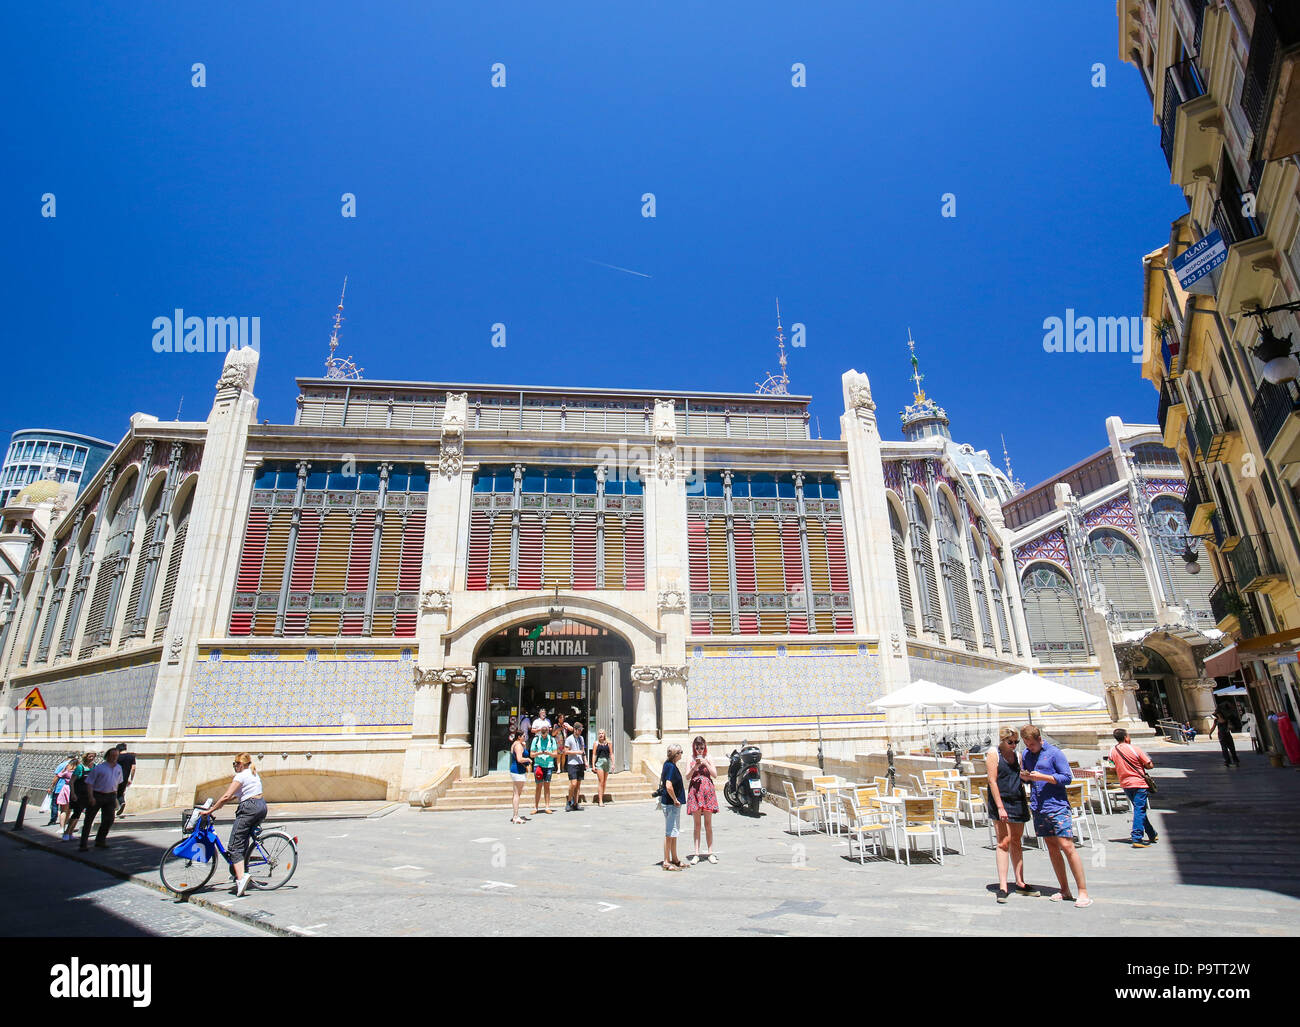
top-left (63, 752), bottom-right (95, 841)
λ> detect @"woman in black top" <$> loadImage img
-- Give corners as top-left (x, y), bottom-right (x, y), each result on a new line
top-left (984, 726), bottom-right (1039, 903)
top-left (660, 743), bottom-right (686, 871)
top-left (592, 729), bottom-right (613, 807)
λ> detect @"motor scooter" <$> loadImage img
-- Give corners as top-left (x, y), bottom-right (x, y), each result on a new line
top-left (724, 742), bottom-right (763, 814)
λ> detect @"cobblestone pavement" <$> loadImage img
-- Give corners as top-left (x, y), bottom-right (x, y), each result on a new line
top-left (4, 742), bottom-right (1296, 937)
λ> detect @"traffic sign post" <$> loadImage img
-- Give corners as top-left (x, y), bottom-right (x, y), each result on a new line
top-left (1, 688), bottom-right (45, 827)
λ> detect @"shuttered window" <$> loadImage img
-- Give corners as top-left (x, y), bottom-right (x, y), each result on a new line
top-left (890, 505), bottom-right (916, 638)
top-left (465, 467), bottom-right (645, 591)
top-left (685, 473), bottom-right (853, 636)
top-left (81, 483), bottom-right (136, 658)
top-left (154, 492), bottom-right (193, 641)
top-left (1088, 529), bottom-right (1156, 630)
top-left (1021, 563), bottom-right (1089, 664)
top-left (37, 551), bottom-right (69, 663)
top-left (228, 463), bottom-right (428, 638)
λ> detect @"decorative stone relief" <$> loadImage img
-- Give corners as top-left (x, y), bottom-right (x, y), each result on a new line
top-left (659, 665), bottom-right (689, 685)
top-left (438, 667), bottom-right (477, 687)
top-left (630, 665), bottom-right (664, 685)
top-left (652, 399), bottom-right (676, 443)
top-left (889, 632), bottom-right (902, 657)
top-left (657, 588), bottom-right (687, 612)
top-left (846, 371), bottom-right (876, 413)
top-left (412, 667), bottom-right (441, 688)
top-left (167, 635), bottom-right (185, 664)
top-left (438, 436), bottom-right (463, 478)
top-left (442, 392), bottom-right (468, 435)
top-left (215, 346), bottom-right (259, 393)
top-left (420, 589), bottom-right (451, 612)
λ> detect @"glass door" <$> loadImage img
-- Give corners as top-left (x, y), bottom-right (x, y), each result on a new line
top-left (487, 666), bottom-right (526, 773)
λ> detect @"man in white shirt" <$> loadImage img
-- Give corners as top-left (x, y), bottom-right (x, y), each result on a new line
top-left (533, 708), bottom-right (551, 733)
top-left (80, 748), bottom-right (123, 851)
top-left (564, 721), bottom-right (588, 812)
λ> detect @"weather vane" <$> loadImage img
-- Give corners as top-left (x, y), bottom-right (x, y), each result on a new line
top-left (756, 299), bottom-right (790, 395)
top-left (324, 277), bottom-right (363, 381)
top-left (908, 328), bottom-right (926, 404)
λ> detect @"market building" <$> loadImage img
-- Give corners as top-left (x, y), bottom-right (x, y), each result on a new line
top-left (0, 326), bottom-right (1137, 810)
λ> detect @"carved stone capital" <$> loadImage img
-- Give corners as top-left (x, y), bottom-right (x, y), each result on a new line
top-left (630, 665), bottom-right (664, 686)
top-left (438, 436), bottom-right (464, 478)
top-left (656, 441), bottom-right (677, 481)
top-left (439, 667), bottom-right (477, 688)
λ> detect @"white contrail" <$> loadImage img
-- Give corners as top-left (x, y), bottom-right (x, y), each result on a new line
top-left (584, 258), bottom-right (652, 279)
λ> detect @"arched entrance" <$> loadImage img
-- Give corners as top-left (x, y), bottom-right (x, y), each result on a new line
top-left (469, 616), bottom-right (635, 777)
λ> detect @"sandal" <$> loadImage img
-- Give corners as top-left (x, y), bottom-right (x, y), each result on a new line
top-left (510, 817), bottom-right (525, 824)
top-left (1049, 892), bottom-right (1075, 903)
top-left (1074, 897), bottom-right (1094, 908)
top-left (707, 853), bottom-right (718, 864)
top-left (662, 861), bottom-right (681, 871)
top-left (672, 859), bottom-right (688, 868)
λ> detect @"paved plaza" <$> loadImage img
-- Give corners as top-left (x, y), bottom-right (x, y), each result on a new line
top-left (3, 741), bottom-right (1297, 937)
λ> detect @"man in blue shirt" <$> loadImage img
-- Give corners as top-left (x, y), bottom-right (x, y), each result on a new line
top-left (1020, 725), bottom-right (1092, 908)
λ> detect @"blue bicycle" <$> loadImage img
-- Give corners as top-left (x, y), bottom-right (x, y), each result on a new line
top-left (159, 803), bottom-right (298, 897)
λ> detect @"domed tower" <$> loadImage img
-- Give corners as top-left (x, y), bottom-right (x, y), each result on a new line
top-left (899, 330), bottom-right (952, 442)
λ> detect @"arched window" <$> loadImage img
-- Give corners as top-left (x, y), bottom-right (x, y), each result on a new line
top-left (890, 503), bottom-right (916, 638)
top-left (910, 490), bottom-right (943, 640)
top-left (937, 493), bottom-right (975, 650)
top-left (1087, 528), bottom-right (1155, 629)
top-left (990, 562), bottom-right (1013, 653)
top-left (36, 547), bottom-right (69, 663)
top-left (1149, 496), bottom-right (1214, 621)
top-left (967, 534), bottom-right (995, 651)
top-left (81, 476), bottom-right (137, 658)
top-left (154, 489), bottom-right (193, 642)
top-left (1021, 563), bottom-right (1089, 664)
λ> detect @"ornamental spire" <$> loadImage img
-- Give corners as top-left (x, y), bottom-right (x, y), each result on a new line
top-left (756, 298), bottom-right (791, 395)
top-left (1001, 434), bottom-right (1025, 495)
top-left (908, 327), bottom-right (926, 404)
top-left (324, 276), bottom-right (363, 380)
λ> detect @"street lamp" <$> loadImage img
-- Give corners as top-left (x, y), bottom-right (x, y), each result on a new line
top-left (1181, 542), bottom-right (1202, 574)
top-left (1246, 303), bottom-right (1300, 385)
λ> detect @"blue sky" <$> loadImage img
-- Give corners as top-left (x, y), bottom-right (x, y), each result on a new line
top-left (1, 1), bottom-right (1185, 486)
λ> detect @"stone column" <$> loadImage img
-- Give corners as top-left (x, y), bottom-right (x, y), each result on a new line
top-left (1106, 680), bottom-right (1145, 727)
top-left (630, 665), bottom-right (662, 742)
top-left (440, 667), bottom-right (476, 748)
top-left (1182, 678), bottom-right (1219, 731)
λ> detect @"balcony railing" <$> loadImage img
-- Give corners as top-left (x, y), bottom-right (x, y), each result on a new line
top-left (1189, 0), bottom-right (1208, 55)
top-left (1161, 58), bottom-right (1208, 168)
top-left (1242, 2), bottom-right (1300, 157)
top-left (1212, 189), bottom-right (1264, 246)
top-left (1191, 397), bottom-right (1235, 462)
top-left (1209, 581), bottom-right (1257, 636)
top-left (1251, 379), bottom-right (1300, 452)
top-left (1225, 533), bottom-right (1287, 592)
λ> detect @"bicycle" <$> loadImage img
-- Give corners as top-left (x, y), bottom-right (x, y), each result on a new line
top-left (159, 802), bottom-right (298, 897)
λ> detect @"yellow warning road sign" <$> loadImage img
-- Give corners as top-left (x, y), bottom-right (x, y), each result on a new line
top-left (20, 687), bottom-right (46, 711)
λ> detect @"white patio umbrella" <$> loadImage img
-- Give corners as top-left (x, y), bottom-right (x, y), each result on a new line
top-left (955, 671), bottom-right (1105, 724)
top-left (871, 680), bottom-right (967, 763)
top-left (1213, 684), bottom-right (1248, 697)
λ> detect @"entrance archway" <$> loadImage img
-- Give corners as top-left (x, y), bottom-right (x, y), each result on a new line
top-left (469, 617), bottom-right (635, 777)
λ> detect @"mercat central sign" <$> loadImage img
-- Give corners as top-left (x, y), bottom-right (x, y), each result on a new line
top-left (520, 638), bottom-right (590, 657)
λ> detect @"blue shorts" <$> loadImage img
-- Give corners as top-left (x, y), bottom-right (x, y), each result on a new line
top-left (661, 801), bottom-right (681, 838)
top-left (534, 767), bottom-right (553, 783)
top-left (1032, 807), bottom-right (1074, 839)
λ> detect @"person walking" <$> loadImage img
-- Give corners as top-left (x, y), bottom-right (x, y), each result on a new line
top-left (508, 729), bottom-right (532, 824)
top-left (114, 743), bottom-right (137, 816)
top-left (685, 736), bottom-right (719, 865)
top-left (659, 742), bottom-right (686, 871)
top-left (1019, 725), bottom-right (1091, 908)
top-left (45, 753), bottom-right (76, 826)
top-left (530, 722), bottom-right (558, 814)
top-left (64, 752), bottom-right (95, 840)
top-left (592, 729), bottom-right (613, 806)
top-left (984, 726), bottom-right (1039, 903)
top-left (564, 721), bottom-right (588, 811)
top-left (204, 753), bottom-right (267, 898)
top-left (1208, 707), bottom-right (1241, 768)
top-left (79, 748), bottom-right (123, 851)
top-left (1241, 710), bottom-right (1260, 754)
top-left (1109, 728), bottom-right (1159, 848)
top-left (53, 754), bottom-right (77, 836)
top-left (517, 710), bottom-right (532, 748)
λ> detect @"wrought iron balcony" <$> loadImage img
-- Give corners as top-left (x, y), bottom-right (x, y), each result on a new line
top-left (1225, 533), bottom-right (1287, 593)
top-left (1242, 1), bottom-right (1300, 161)
top-left (1190, 397), bottom-right (1235, 462)
top-left (1212, 190), bottom-right (1264, 247)
top-left (1251, 379), bottom-right (1300, 452)
top-left (1161, 58), bottom-right (1208, 169)
top-left (1158, 381), bottom-right (1173, 432)
top-left (1209, 581), bottom-right (1256, 636)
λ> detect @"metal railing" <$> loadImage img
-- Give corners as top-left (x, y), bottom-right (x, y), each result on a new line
top-left (1242, 2), bottom-right (1300, 154)
top-left (1251, 379), bottom-right (1300, 451)
top-left (1158, 380), bottom-right (1174, 432)
top-left (1182, 472), bottom-right (1206, 524)
top-left (1225, 533), bottom-right (1286, 590)
top-left (1161, 58), bottom-right (1208, 168)
top-left (1191, 397), bottom-right (1235, 461)
top-left (1209, 581), bottom-right (1256, 635)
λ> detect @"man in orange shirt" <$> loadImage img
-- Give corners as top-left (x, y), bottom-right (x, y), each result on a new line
top-left (1109, 728), bottom-right (1159, 849)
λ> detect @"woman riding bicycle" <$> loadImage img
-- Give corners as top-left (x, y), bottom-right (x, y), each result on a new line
top-left (205, 752), bottom-right (267, 897)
